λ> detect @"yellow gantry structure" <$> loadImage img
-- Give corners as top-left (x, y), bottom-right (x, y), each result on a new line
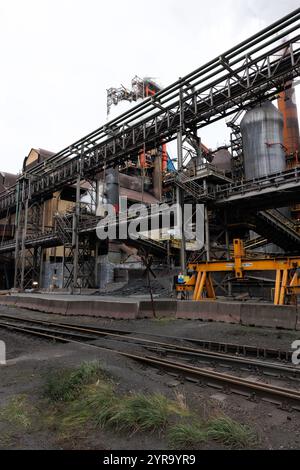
top-left (176, 239), bottom-right (300, 305)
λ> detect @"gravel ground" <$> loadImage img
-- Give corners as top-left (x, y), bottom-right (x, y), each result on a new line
top-left (0, 304), bottom-right (300, 450)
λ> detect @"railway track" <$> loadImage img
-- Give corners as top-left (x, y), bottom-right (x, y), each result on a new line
top-left (1, 314), bottom-right (300, 410)
top-left (0, 313), bottom-right (293, 360)
top-left (0, 314), bottom-right (298, 381)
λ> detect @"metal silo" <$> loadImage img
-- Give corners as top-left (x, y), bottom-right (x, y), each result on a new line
top-left (105, 168), bottom-right (119, 213)
top-left (240, 101), bottom-right (286, 180)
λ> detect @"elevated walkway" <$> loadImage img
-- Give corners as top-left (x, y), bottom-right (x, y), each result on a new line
top-left (215, 168), bottom-right (300, 210)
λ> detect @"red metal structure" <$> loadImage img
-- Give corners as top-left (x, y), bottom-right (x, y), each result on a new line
top-left (278, 81), bottom-right (300, 219)
top-left (278, 82), bottom-right (300, 164)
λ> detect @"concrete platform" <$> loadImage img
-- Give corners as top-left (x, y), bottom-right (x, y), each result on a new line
top-left (0, 293), bottom-right (299, 330)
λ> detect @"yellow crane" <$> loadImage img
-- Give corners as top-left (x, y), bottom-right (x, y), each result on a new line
top-left (176, 239), bottom-right (300, 305)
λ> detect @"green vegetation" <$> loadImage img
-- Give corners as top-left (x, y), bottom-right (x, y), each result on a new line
top-left (61, 382), bottom-right (116, 429)
top-left (0, 395), bottom-right (33, 429)
top-left (207, 416), bottom-right (257, 448)
top-left (168, 416), bottom-right (257, 449)
top-left (0, 361), bottom-right (258, 450)
top-left (103, 393), bottom-right (188, 433)
top-left (0, 432), bottom-right (13, 447)
top-left (43, 361), bottom-right (104, 402)
top-left (168, 422), bottom-right (208, 448)
top-left (62, 385), bottom-right (189, 435)
top-left (44, 362), bottom-right (257, 448)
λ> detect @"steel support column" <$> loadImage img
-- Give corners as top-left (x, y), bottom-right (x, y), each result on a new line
top-left (72, 174), bottom-right (81, 292)
top-left (177, 86), bottom-right (186, 273)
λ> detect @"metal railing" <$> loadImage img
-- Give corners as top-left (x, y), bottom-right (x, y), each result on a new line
top-left (215, 167), bottom-right (300, 200)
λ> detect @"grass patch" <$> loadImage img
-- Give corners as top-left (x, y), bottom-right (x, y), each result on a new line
top-left (43, 361), bottom-right (104, 402)
top-left (61, 382), bottom-right (116, 430)
top-left (168, 422), bottom-right (208, 448)
top-left (106, 393), bottom-right (187, 433)
top-left (0, 431), bottom-right (14, 448)
top-left (41, 361), bottom-right (257, 449)
top-left (168, 416), bottom-right (257, 449)
top-left (207, 416), bottom-right (257, 448)
top-left (58, 382), bottom-right (190, 436)
top-left (0, 395), bottom-right (33, 429)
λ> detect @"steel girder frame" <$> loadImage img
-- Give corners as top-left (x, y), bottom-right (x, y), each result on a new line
top-left (0, 9), bottom-right (299, 217)
top-left (54, 206), bottom-right (96, 291)
top-left (1, 9), bottom-right (300, 292)
top-left (62, 237), bottom-right (95, 290)
top-left (14, 246), bottom-right (42, 290)
top-left (14, 193), bottom-right (44, 290)
top-left (61, 179), bottom-right (97, 290)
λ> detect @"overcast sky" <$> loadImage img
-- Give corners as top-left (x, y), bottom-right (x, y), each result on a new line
top-left (0, 0), bottom-right (299, 174)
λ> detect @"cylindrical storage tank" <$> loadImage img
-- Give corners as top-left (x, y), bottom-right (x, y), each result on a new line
top-left (105, 168), bottom-right (119, 214)
top-left (241, 101), bottom-right (286, 180)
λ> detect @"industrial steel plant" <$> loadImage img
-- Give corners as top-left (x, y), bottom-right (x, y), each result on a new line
top-left (1, 6), bottom-right (300, 453)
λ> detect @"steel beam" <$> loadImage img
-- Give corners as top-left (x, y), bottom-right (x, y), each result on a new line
top-left (0, 10), bottom-right (299, 217)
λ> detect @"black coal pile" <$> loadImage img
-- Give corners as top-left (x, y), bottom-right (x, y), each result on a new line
top-left (100, 277), bottom-right (173, 298)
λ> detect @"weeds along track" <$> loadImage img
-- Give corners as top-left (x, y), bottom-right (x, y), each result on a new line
top-left (1, 313), bottom-right (300, 411)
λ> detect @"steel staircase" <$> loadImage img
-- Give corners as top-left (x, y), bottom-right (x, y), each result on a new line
top-left (54, 212), bottom-right (73, 246)
top-left (174, 172), bottom-right (210, 200)
top-left (253, 209), bottom-right (300, 252)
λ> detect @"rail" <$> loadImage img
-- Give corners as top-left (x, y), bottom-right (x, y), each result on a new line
top-left (1, 314), bottom-right (300, 410)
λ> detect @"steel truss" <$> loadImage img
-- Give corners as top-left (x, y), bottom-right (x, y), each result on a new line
top-left (14, 180), bottom-right (44, 289)
top-left (56, 178), bottom-right (96, 290)
top-left (62, 233), bottom-right (95, 290)
top-left (0, 9), bottom-right (299, 216)
top-left (0, 10), bottom-right (299, 289)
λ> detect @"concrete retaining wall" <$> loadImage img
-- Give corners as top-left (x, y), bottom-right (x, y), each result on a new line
top-left (176, 300), bottom-right (297, 329)
top-left (138, 300), bottom-right (177, 319)
top-left (240, 303), bottom-right (297, 330)
top-left (0, 295), bottom-right (299, 330)
top-left (66, 300), bottom-right (138, 319)
top-left (0, 296), bottom-right (138, 320)
top-left (176, 301), bottom-right (241, 324)
top-left (0, 296), bottom-right (67, 315)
